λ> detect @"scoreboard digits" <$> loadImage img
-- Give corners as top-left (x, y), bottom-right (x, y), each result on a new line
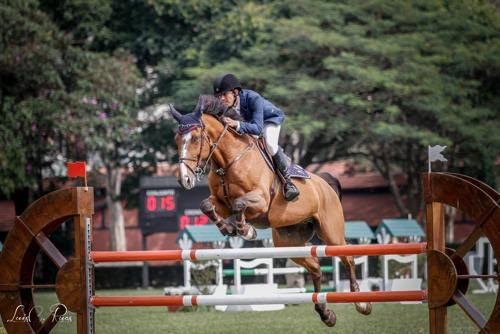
top-left (139, 176), bottom-right (211, 233)
top-left (145, 189), bottom-right (176, 213)
top-left (179, 209), bottom-right (209, 229)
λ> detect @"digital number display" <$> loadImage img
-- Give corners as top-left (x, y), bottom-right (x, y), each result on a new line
top-left (144, 189), bottom-right (176, 214)
top-left (179, 209), bottom-right (209, 230)
top-left (146, 194), bottom-right (175, 212)
top-left (139, 176), bottom-right (211, 233)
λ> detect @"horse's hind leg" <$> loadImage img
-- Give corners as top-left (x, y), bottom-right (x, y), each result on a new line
top-left (316, 220), bottom-right (372, 316)
top-left (339, 256), bottom-right (372, 315)
top-left (272, 226), bottom-right (336, 327)
top-left (295, 257), bottom-right (336, 327)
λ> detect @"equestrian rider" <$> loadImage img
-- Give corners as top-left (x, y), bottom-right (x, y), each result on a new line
top-left (213, 73), bottom-right (300, 201)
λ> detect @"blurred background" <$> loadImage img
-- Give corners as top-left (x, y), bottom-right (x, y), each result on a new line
top-left (0, 0), bottom-right (499, 288)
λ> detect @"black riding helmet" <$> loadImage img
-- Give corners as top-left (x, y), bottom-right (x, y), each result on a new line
top-left (213, 73), bottom-right (242, 96)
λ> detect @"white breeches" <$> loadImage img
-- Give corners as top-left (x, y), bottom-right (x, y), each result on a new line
top-left (263, 124), bottom-right (281, 156)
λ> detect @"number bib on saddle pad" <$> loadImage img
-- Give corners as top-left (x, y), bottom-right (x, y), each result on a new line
top-left (256, 138), bottom-right (310, 179)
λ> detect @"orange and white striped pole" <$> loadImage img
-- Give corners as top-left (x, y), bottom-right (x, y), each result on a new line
top-left (91, 290), bottom-right (428, 307)
top-left (90, 243), bottom-right (427, 263)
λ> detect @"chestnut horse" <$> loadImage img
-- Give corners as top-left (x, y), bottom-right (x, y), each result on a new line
top-left (169, 95), bottom-right (372, 327)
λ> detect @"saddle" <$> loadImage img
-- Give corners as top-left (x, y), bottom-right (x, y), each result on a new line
top-left (255, 137), bottom-right (310, 181)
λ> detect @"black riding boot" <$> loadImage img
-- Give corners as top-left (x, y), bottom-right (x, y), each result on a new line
top-left (273, 149), bottom-right (300, 201)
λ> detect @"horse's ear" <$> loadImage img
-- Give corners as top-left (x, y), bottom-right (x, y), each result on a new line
top-left (194, 96), bottom-right (205, 119)
top-left (194, 107), bottom-right (202, 119)
top-left (168, 104), bottom-right (182, 123)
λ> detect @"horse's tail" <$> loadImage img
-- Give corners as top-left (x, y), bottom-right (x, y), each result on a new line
top-left (317, 172), bottom-right (342, 202)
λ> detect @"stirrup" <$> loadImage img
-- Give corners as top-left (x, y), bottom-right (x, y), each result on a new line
top-left (283, 183), bottom-right (300, 201)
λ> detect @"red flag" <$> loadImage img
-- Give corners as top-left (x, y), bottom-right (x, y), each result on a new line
top-left (67, 161), bottom-right (87, 178)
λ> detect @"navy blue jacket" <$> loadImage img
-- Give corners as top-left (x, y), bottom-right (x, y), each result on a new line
top-left (237, 89), bottom-right (285, 135)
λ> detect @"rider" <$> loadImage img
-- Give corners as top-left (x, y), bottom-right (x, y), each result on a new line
top-left (213, 73), bottom-right (300, 201)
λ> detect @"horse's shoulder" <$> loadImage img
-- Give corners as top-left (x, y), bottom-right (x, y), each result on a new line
top-left (207, 170), bottom-right (219, 183)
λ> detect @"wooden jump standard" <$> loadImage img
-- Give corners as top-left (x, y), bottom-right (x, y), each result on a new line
top-left (0, 172), bottom-right (499, 333)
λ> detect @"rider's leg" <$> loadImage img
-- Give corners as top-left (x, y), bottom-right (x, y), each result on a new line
top-left (263, 124), bottom-right (300, 201)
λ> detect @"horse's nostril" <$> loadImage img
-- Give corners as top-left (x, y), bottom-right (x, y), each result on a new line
top-left (184, 176), bottom-right (192, 188)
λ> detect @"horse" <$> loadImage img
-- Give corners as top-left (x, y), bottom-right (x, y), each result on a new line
top-left (169, 95), bottom-right (372, 327)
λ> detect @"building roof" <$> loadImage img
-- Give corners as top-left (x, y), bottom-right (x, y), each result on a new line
top-left (345, 221), bottom-right (375, 239)
top-left (175, 225), bottom-right (275, 245)
top-left (308, 160), bottom-right (406, 190)
top-left (254, 228), bottom-right (272, 241)
top-left (175, 221), bottom-right (375, 246)
top-left (338, 173), bottom-right (406, 190)
top-left (248, 224), bottom-right (374, 242)
top-left (176, 225), bottom-right (227, 244)
top-left (374, 219), bottom-right (425, 238)
top-left (341, 193), bottom-right (402, 227)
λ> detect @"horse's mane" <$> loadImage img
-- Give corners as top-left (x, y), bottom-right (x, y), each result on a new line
top-left (194, 95), bottom-right (244, 121)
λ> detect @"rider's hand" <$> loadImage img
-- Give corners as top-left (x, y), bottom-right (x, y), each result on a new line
top-left (223, 117), bottom-right (239, 129)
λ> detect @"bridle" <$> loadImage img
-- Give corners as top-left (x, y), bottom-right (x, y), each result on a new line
top-left (178, 121), bottom-right (229, 181)
top-left (178, 116), bottom-right (254, 181)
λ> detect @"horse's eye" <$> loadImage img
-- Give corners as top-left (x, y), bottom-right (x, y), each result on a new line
top-left (193, 136), bottom-right (201, 143)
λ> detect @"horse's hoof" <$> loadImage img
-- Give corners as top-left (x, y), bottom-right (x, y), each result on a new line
top-left (241, 228), bottom-right (257, 241)
top-left (355, 302), bottom-right (372, 315)
top-left (217, 222), bottom-right (237, 236)
top-left (321, 309), bottom-right (336, 327)
top-left (220, 223), bottom-right (237, 237)
top-left (237, 224), bottom-right (257, 241)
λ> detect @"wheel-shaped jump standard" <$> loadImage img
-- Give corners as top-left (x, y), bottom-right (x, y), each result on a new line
top-left (0, 187), bottom-right (93, 334)
top-left (424, 172), bottom-right (500, 333)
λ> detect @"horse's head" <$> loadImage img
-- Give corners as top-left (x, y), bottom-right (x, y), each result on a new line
top-left (169, 95), bottom-right (228, 189)
top-left (169, 104), bottom-right (209, 189)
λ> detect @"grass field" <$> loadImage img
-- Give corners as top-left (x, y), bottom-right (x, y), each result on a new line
top-left (0, 287), bottom-right (495, 334)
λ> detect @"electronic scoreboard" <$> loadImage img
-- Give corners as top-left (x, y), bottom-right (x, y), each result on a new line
top-left (139, 176), bottom-right (210, 234)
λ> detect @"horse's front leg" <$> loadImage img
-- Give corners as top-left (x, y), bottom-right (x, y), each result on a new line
top-left (232, 190), bottom-right (266, 241)
top-left (200, 196), bottom-right (236, 236)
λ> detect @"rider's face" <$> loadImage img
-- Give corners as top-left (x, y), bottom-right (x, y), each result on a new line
top-left (218, 90), bottom-right (237, 107)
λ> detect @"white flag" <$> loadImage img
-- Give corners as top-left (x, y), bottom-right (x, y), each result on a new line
top-left (428, 145), bottom-right (447, 172)
top-left (428, 145), bottom-right (448, 162)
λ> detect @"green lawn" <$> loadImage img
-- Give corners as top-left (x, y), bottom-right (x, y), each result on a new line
top-left (0, 289), bottom-right (495, 334)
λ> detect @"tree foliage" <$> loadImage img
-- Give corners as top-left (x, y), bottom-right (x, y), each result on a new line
top-left (154, 0), bottom-right (500, 215)
top-left (1, 0), bottom-right (75, 196)
top-left (1, 0), bottom-right (499, 221)
top-left (0, 0), bottom-right (143, 229)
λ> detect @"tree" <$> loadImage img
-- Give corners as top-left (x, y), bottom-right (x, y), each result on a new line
top-left (67, 50), bottom-right (143, 250)
top-left (167, 0), bottom-right (500, 222)
top-left (0, 0), bottom-right (78, 200)
top-left (1, 1), bottom-right (145, 250)
top-left (35, 0), bottom-right (149, 250)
